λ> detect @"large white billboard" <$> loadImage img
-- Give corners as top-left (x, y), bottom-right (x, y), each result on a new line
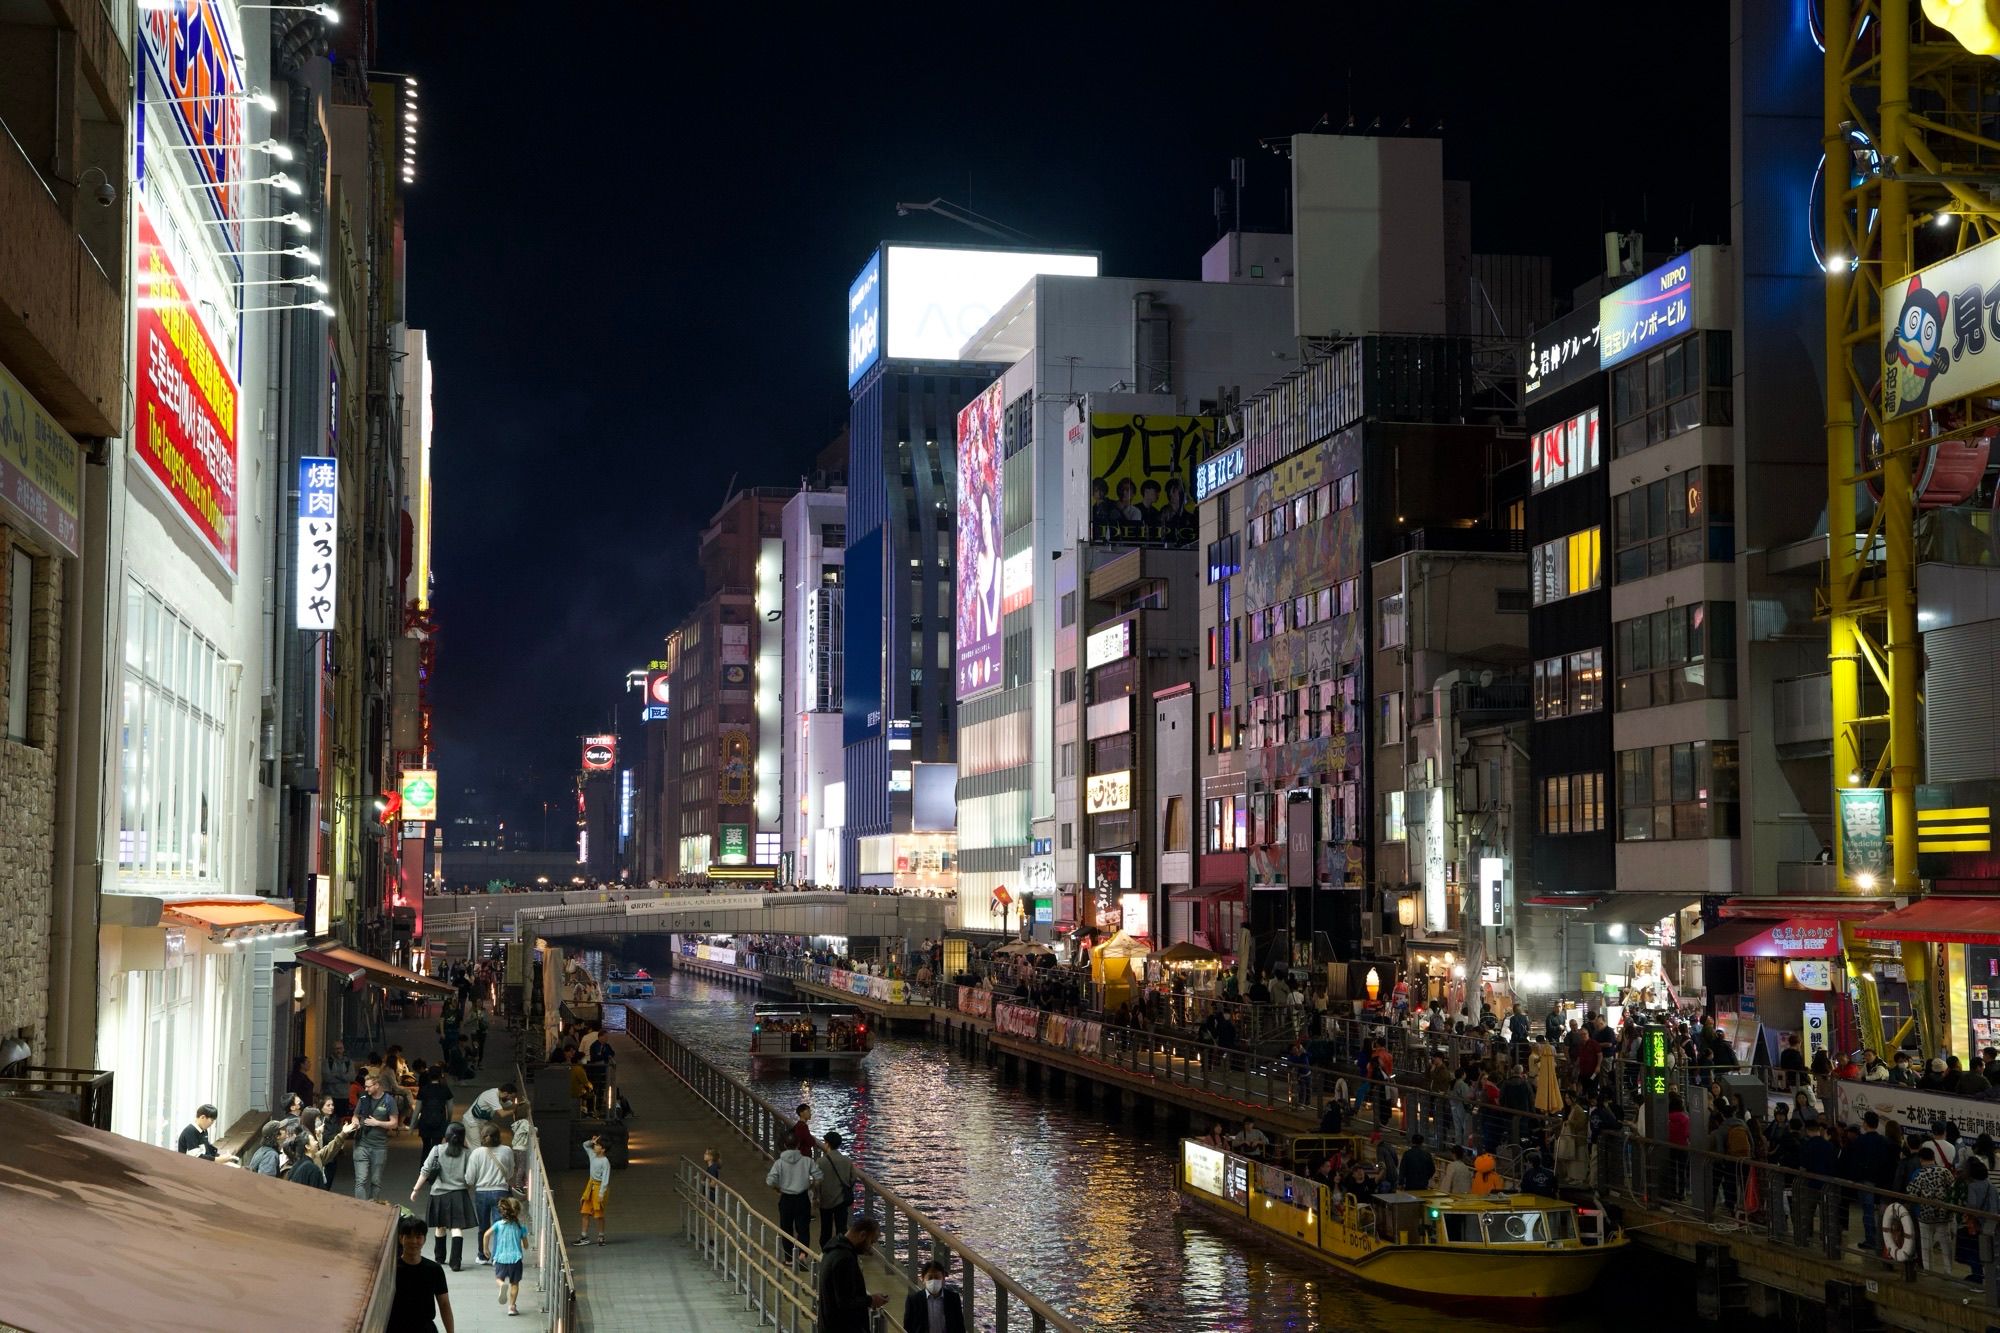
top-left (883, 245), bottom-right (1099, 363)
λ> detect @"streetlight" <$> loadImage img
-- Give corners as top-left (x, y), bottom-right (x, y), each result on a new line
top-left (200, 211), bottom-right (311, 233)
top-left (218, 245), bottom-right (320, 267)
top-left (238, 299), bottom-right (335, 317)
top-left (182, 172), bottom-right (302, 196)
top-left (238, 2), bottom-right (341, 21)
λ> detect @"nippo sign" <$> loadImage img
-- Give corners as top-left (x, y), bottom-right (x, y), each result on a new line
top-left (135, 205), bottom-right (239, 573)
top-left (581, 735), bottom-right (617, 771)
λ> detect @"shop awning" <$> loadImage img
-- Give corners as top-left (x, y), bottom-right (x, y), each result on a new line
top-left (296, 944), bottom-right (454, 998)
top-left (1575, 893), bottom-right (1693, 924)
top-left (1169, 884), bottom-right (1239, 903)
top-left (1526, 894), bottom-right (1602, 909)
top-left (0, 1099), bottom-right (396, 1332)
top-left (1717, 897), bottom-right (1892, 920)
top-left (1857, 897), bottom-right (2000, 945)
top-left (1681, 917), bottom-right (1842, 959)
top-left (160, 899), bottom-right (303, 937)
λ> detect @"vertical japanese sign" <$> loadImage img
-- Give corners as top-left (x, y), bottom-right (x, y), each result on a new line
top-left (296, 456), bottom-right (337, 630)
top-left (137, 205), bottom-right (240, 574)
top-left (1838, 787), bottom-right (1888, 880)
top-left (1802, 1001), bottom-right (1830, 1065)
top-left (955, 379), bottom-right (1006, 700)
top-left (1881, 233), bottom-right (2000, 419)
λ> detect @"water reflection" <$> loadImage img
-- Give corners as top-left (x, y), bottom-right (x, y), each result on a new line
top-left (634, 970), bottom-right (1678, 1333)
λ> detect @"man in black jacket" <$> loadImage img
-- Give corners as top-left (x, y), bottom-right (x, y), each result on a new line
top-left (818, 1216), bottom-right (887, 1333)
top-left (1843, 1109), bottom-right (1896, 1251)
top-left (901, 1260), bottom-right (967, 1333)
top-left (1398, 1134), bottom-right (1436, 1191)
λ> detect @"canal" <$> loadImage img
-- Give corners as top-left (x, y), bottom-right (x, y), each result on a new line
top-left (631, 967), bottom-right (1700, 1333)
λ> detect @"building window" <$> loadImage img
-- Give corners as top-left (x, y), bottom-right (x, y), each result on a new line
top-left (1617, 740), bottom-right (1740, 841)
top-left (1540, 772), bottom-right (1606, 835)
top-left (1615, 602), bottom-right (1738, 710)
top-left (1610, 330), bottom-right (1734, 457)
top-left (1378, 594), bottom-right (1405, 649)
top-left (1532, 648), bottom-right (1604, 720)
top-left (1060, 742), bottom-right (1075, 778)
top-left (1206, 533), bottom-right (1240, 583)
top-left (1205, 794), bottom-right (1246, 851)
top-left (1613, 466), bottom-right (1735, 583)
top-left (118, 581), bottom-right (229, 883)
top-left (755, 831), bottom-right (780, 862)
top-left (1060, 822), bottom-right (1072, 850)
top-left (1164, 796), bottom-right (1188, 851)
top-left (1382, 790), bottom-right (1407, 842)
top-left (1059, 669), bottom-right (1076, 704)
top-left (6, 546), bottom-right (33, 743)
top-left (1531, 527), bottom-right (1601, 606)
top-left (1530, 406), bottom-right (1602, 493)
top-left (1060, 591), bottom-right (1076, 627)
top-left (1378, 692), bottom-right (1403, 745)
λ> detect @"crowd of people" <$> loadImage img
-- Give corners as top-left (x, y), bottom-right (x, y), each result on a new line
top-left (430, 877), bottom-right (959, 901)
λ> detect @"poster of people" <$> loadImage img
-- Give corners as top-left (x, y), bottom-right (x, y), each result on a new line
top-left (956, 381), bottom-right (1007, 699)
top-left (1088, 413), bottom-right (1210, 545)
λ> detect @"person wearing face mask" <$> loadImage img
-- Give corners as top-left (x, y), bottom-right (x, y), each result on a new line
top-left (901, 1259), bottom-right (965, 1333)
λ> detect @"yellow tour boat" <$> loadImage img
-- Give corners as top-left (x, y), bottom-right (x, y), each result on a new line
top-left (1177, 1139), bottom-right (1626, 1304)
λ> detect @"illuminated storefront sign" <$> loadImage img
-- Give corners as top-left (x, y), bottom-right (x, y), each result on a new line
top-left (1883, 233), bottom-right (2000, 418)
top-left (1120, 892), bottom-right (1151, 940)
top-left (719, 823), bottom-right (749, 864)
top-left (135, 205), bottom-right (240, 573)
top-left (1529, 407), bottom-right (1600, 494)
top-left (1525, 304), bottom-right (1601, 403)
top-left (581, 735), bottom-right (617, 771)
top-left (1085, 621), bottom-right (1132, 670)
top-left (847, 250), bottom-right (882, 388)
top-left (1193, 441), bottom-right (1246, 502)
top-left (1001, 548), bottom-right (1033, 616)
top-left (1641, 1027), bottom-right (1669, 1098)
top-left (140, 0), bottom-right (248, 248)
top-left (1479, 855), bottom-right (1505, 929)
top-left (1085, 771), bottom-right (1132, 814)
top-left (399, 769), bottom-right (438, 822)
top-left (296, 456), bottom-right (337, 630)
top-left (1599, 252), bottom-right (1695, 369)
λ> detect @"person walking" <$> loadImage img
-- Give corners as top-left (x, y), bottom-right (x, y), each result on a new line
top-left (323, 1042), bottom-right (358, 1116)
top-left (415, 1066), bottom-right (454, 1160)
top-left (485, 1195), bottom-right (532, 1316)
top-left (767, 1140), bottom-right (822, 1266)
top-left (578, 1134), bottom-right (612, 1246)
top-left (351, 1072), bottom-right (402, 1201)
top-left (386, 1215), bottom-right (456, 1333)
top-left (470, 1007), bottom-right (490, 1067)
top-left (411, 1122), bottom-right (478, 1271)
top-left (817, 1216), bottom-right (888, 1333)
top-left (816, 1130), bottom-right (855, 1247)
top-left (901, 1259), bottom-right (967, 1333)
top-left (1910, 1144), bottom-right (1957, 1275)
top-left (467, 1124), bottom-right (517, 1262)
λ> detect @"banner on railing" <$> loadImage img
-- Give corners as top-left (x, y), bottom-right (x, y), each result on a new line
top-left (1834, 1078), bottom-right (2000, 1143)
top-left (864, 977), bottom-right (908, 1005)
top-left (956, 988), bottom-right (994, 1019)
top-left (995, 1003), bottom-right (1042, 1039)
top-left (691, 943), bottom-right (738, 967)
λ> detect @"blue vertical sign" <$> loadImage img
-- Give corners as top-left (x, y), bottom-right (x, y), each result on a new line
top-left (296, 456), bottom-right (337, 631)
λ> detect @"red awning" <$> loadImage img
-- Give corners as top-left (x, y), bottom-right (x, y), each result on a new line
top-left (1681, 917), bottom-right (1842, 958)
top-left (1857, 897), bottom-right (2000, 945)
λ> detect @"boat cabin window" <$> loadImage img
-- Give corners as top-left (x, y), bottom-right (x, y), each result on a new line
top-left (1481, 1211), bottom-right (1549, 1244)
top-left (1441, 1213), bottom-right (1480, 1243)
top-left (1544, 1209), bottom-right (1576, 1241)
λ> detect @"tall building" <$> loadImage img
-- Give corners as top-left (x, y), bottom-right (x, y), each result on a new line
top-left (840, 244), bottom-right (1102, 895)
top-left (956, 273), bottom-right (1295, 935)
top-left (780, 486), bottom-right (847, 884)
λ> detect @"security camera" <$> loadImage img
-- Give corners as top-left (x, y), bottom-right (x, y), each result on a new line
top-left (94, 180), bottom-right (116, 208)
top-left (77, 167), bottom-right (115, 208)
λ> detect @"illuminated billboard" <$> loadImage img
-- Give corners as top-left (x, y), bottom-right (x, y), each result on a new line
top-left (296, 457), bottom-right (337, 630)
top-left (956, 380), bottom-right (1006, 699)
top-left (582, 735), bottom-right (617, 771)
top-left (847, 245), bottom-right (1101, 375)
top-left (1085, 771), bottom-right (1132, 814)
top-left (399, 769), bottom-right (439, 822)
top-left (1085, 621), bottom-right (1132, 671)
top-left (140, 1), bottom-right (248, 251)
top-left (847, 250), bottom-right (882, 389)
top-left (1599, 252), bottom-right (1694, 369)
top-left (135, 204), bottom-right (239, 574)
top-left (1088, 413), bottom-right (1207, 544)
top-left (1883, 233), bottom-right (2000, 419)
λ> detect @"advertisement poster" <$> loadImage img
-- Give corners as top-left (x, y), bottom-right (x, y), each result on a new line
top-left (955, 380), bottom-right (1006, 699)
top-left (1802, 1001), bottom-right (1829, 1065)
top-left (1882, 233), bottom-right (2000, 419)
top-left (1838, 788), bottom-right (1888, 879)
top-left (135, 205), bottom-right (239, 574)
top-left (1087, 413), bottom-right (1208, 544)
top-left (0, 358), bottom-right (81, 557)
top-left (140, 0), bottom-right (247, 249)
top-left (1599, 252), bottom-right (1694, 370)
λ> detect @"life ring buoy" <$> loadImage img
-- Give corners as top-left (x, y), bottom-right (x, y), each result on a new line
top-left (1880, 1201), bottom-right (1918, 1263)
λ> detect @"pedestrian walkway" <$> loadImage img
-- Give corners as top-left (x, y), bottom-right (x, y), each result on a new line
top-left (366, 1009), bottom-right (762, 1331)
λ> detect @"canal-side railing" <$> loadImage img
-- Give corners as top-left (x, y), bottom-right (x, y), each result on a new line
top-left (673, 1155), bottom-right (822, 1333)
top-left (512, 1059), bottom-right (580, 1333)
top-left (623, 1005), bottom-right (1078, 1333)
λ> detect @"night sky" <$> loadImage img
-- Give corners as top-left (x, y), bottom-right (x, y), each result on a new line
top-left (379, 3), bottom-right (1731, 819)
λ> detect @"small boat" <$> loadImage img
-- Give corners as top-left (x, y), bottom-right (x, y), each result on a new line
top-left (751, 1002), bottom-right (871, 1072)
top-left (604, 968), bottom-right (655, 999)
top-left (1177, 1139), bottom-right (1625, 1305)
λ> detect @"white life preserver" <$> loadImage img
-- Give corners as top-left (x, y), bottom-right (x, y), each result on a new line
top-left (1880, 1201), bottom-right (1918, 1263)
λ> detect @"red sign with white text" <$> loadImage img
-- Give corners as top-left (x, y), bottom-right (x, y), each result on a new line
top-left (135, 206), bottom-right (239, 573)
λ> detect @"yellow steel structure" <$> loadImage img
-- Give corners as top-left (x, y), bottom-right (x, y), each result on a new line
top-left (1824, 0), bottom-right (1999, 1056)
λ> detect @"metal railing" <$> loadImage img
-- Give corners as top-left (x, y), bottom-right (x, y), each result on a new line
top-left (676, 1155), bottom-right (825, 1333)
top-left (622, 1006), bottom-right (1077, 1333)
top-left (514, 1060), bottom-right (579, 1332)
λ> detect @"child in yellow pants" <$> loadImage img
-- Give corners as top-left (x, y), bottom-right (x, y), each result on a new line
top-left (578, 1135), bottom-right (610, 1244)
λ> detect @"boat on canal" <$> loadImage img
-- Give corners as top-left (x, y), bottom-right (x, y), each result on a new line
top-left (603, 967), bottom-right (655, 999)
top-left (750, 1001), bottom-right (871, 1073)
top-left (1176, 1139), bottom-right (1625, 1304)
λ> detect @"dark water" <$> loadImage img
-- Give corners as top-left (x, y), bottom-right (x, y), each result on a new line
top-left (632, 969), bottom-right (1695, 1333)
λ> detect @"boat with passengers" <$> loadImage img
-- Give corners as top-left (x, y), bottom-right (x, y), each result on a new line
top-left (1177, 1138), bottom-right (1625, 1304)
top-left (750, 1001), bottom-right (871, 1072)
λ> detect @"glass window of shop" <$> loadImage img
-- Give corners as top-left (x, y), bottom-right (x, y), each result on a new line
top-left (1610, 330), bottom-right (1734, 457)
top-left (119, 581), bottom-right (229, 883)
top-left (1532, 648), bottom-right (1604, 720)
top-left (1615, 602), bottom-right (1737, 710)
top-left (1206, 794), bottom-right (1247, 851)
top-left (1616, 740), bottom-right (1739, 841)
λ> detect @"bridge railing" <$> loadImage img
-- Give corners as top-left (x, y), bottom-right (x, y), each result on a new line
top-left (623, 1006), bottom-right (1077, 1333)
